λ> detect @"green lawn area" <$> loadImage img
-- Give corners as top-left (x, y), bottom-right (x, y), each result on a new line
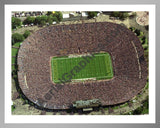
top-left (12, 65), bottom-right (15, 70)
top-left (13, 42), bottom-right (21, 47)
top-left (51, 53), bottom-right (113, 83)
top-left (12, 48), bottom-right (19, 56)
top-left (12, 42), bottom-right (21, 56)
top-left (12, 57), bottom-right (16, 64)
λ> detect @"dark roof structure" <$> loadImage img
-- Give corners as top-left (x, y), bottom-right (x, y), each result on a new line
top-left (17, 22), bottom-right (148, 109)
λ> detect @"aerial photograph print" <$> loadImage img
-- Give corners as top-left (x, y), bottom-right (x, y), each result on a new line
top-left (11, 11), bottom-right (149, 115)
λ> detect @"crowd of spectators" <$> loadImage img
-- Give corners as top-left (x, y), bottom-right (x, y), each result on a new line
top-left (17, 22), bottom-right (148, 109)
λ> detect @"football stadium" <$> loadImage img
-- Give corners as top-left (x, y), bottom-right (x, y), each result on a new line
top-left (17, 22), bottom-right (148, 110)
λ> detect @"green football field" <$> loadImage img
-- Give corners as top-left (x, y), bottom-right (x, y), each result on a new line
top-left (51, 53), bottom-right (113, 83)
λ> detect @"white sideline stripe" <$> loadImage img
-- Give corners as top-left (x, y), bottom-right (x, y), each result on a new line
top-left (53, 53), bottom-right (107, 60)
top-left (131, 41), bottom-right (142, 79)
top-left (68, 53), bottom-right (92, 58)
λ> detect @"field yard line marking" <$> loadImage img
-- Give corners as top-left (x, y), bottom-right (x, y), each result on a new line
top-left (24, 74), bottom-right (29, 89)
top-left (131, 41), bottom-right (142, 79)
top-left (50, 57), bottom-right (54, 83)
top-left (108, 54), bottom-right (113, 77)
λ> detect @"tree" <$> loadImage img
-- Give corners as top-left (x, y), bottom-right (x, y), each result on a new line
top-left (23, 16), bottom-right (35, 25)
top-left (129, 27), bottom-right (135, 31)
top-left (11, 105), bottom-right (16, 112)
top-left (12, 33), bottom-right (24, 45)
top-left (145, 38), bottom-right (148, 45)
top-left (111, 11), bottom-right (129, 20)
top-left (52, 11), bottom-right (63, 22)
top-left (47, 17), bottom-right (53, 25)
top-left (111, 11), bottom-right (120, 17)
top-left (47, 15), bottom-right (53, 24)
top-left (23, 30), bottom-right (30, 38)
top-left (88, 11), bottom-right (98, 19)
top-left (40, 15), bottom-right (48, 22)
top-left (39, 20), bottom-right (46, 26)
top-left (52, 16), bottom-right (58, 22)
top-left (145, 25), bottom-right (149, 31)
top-left (35, 15), bottom-right (48, 26)
top-left (120, 12), bottom-right (129, 20)
top-left (131, 12), bottom-right (137, 17)
top-left (46, 11), bottom-right (53, 16)
top-left (46, 15), bottom-right (59, 25)
top-left (35, 16), bottom-right (41, 25)
top-left (134, 29), bottom-right (141, 36)
top-left (12, 17), bottom-right (21, 29)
